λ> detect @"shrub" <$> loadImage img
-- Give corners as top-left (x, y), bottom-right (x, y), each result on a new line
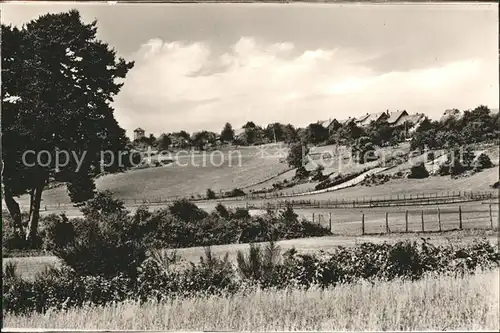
top-left (227, 188), bottom-right (245, 197)
top-left (315, 169), bottom-right (367, 190)
top-left (236, 241), bottom-right (282, 287)
top-left (42, 213), bottom-right (76, 252)
top-left (214, 203), bottom-right (230, 219)
top-left (472, 153), bottom-right (493, 171)
top-left (408, 163), bottom-right (429, 179)
top-left (169, 199), bottom-right (209, 222)
top-left (206, 188), bottom-right (217, 200)
top-left (310, 165), bottom-right (327, 181)
top-left (51, 213), bottom-right (147, 278)
top-left (81, 190), bottom-right (127, 220)
top-left (294, 166), bottom-right (310, 180)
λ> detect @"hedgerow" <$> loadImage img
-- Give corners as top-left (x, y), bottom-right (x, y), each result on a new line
top-left (3, 239), bottom-right (499, 314)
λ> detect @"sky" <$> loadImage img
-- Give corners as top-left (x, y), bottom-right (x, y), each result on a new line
top-left (1, 2), bottom-right (498, 137)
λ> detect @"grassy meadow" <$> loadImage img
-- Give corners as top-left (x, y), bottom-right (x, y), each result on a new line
top-left (15, 145), bottom-right (290, 207)
top-left (4, 269), bottom-right (498, 331)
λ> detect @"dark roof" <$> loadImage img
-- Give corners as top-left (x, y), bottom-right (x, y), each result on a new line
top-left (134, 127), bottom-right (145, 132)
top-left (387, 110), bottom-right (408, 124)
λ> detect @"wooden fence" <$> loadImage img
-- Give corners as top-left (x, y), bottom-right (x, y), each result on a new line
top-left (305, 204), bottom-right (499, 235)
top-left (32, 190), bottom-right (497, 211)
top-left (245, 191), bottom-right (495, 210)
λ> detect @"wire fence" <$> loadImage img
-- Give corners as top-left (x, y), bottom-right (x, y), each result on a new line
top-left (34, 190), bottom-right (497, 211)
top-left (302, 204), bottom-right (499, 235)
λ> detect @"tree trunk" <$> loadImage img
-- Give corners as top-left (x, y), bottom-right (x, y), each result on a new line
top-left (3, 187), bottom-right (23, 233)
top-left (28, 189), bottom-right (35, 222)
top-left (26, 181), bottom-right (45, 245)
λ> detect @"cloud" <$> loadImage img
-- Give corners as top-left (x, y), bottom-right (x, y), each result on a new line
top-left (113, 37), bottom-right (497, 136)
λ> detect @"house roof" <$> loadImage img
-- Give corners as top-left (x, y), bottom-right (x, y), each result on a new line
top-left (354, 113), bottom-right (370, 123)
top-left (405, 113), bottom-right (425, 124)
top-left (387, 110), bottom-right (408, 124)
top-left (318, 119), bottom-right (331, 128)
top-left (134, 127), bottom-right (145, 132)
top-left (440, 109), bottom-right (463, 121)
top-left (358, 111), bottom-right (387, 126)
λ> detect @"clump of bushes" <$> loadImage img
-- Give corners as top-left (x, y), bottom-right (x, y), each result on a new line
top-left (407, 163), bottom-right (429, 179)
top-left (41, 192), bottom-right (330, 262)
top-left (310, 165), bottom-right (328, 182)
top-left (360, 174), bottom-right (391, 186)
top-left (206, 188), bottom-right (217, 200)
top-left (472, 153), bottom-right (493, 171)
top-left (226, 188), bottom-right (246, 198)
top-left (4, 239), bottom-right (499, 314)
top-left (293, 166), bottom-right (310, 180)
top-left (438, 148), bottom-right (475, 177)
top-left (315, 169), bottom-right (368, 191)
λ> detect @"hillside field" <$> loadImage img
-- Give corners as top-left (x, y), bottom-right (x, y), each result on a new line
top-left (14, 145), bottom-right (290, 207)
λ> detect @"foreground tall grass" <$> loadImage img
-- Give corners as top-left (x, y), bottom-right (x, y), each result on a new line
top-left (5, 269), bottom-right (499, 331)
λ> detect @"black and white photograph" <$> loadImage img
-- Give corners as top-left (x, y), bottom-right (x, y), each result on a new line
top-left (1, 1), bottom-right (499, 331)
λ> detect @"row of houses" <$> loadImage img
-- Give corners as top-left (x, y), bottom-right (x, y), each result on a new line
top-left (319, 110), bottom-right (426, 133)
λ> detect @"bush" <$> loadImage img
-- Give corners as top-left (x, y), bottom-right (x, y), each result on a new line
top-left (42, 213), bottom-right (76, 252)
top-left (81, 190), bottom-right (127, 220)
top-left (408, 163), bottom-right (429, 179)
top-left (294, 166), bottom-right (310, 180)
top-left (472, 153), bottom-right (493, 171)
top-left (169, 199), bottom-right (209, 222)
top-left (315, 169), bottom-right (367, 191)
top-left (310, 165), bottom-right (327, 181)
top-left (427, 151), bottom-right (435, 161)
top-left (206, 188), bottom-right (217, 200)
top-left (51, 213), bottom-right (147, 278)
top-left (227, 188), bottom-right (245, 197)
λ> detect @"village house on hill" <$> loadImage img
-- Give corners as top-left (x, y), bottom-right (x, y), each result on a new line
top-left (133, 127), bottom-right (145, 141)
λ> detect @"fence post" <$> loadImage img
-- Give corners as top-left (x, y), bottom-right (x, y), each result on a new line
top-left (312, 213), bottom-right (315, 223)
top-left (353, 200), bottom-right (355, 208)
top-left (490, 204), bottom-right (493, 229)
top-left (329, 212), bottom-right (332, 232)
top-left (362, 213), bottom-right (365, 235)
top-left (459, 206), bottom-right (463, 230)
top-left (421, 210), bottom-right (425, 232)
top-left (437, 208), bottom-right (442, 232)
top-left (405, 210), bottom-right (409, 232)
top-left (385, 212), bottom-right (389, 233)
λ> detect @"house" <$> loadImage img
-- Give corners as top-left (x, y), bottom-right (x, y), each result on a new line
top-left (406, 113), bottom-right (426, 134)
top-left (133, 127), bottom-right (145, 141)
top-left (440, 109), bottom-right (463, 122)
top-left (356, 111), bottom-right (389, 128)
top-left (387, 110), bottom-right (409, 126)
